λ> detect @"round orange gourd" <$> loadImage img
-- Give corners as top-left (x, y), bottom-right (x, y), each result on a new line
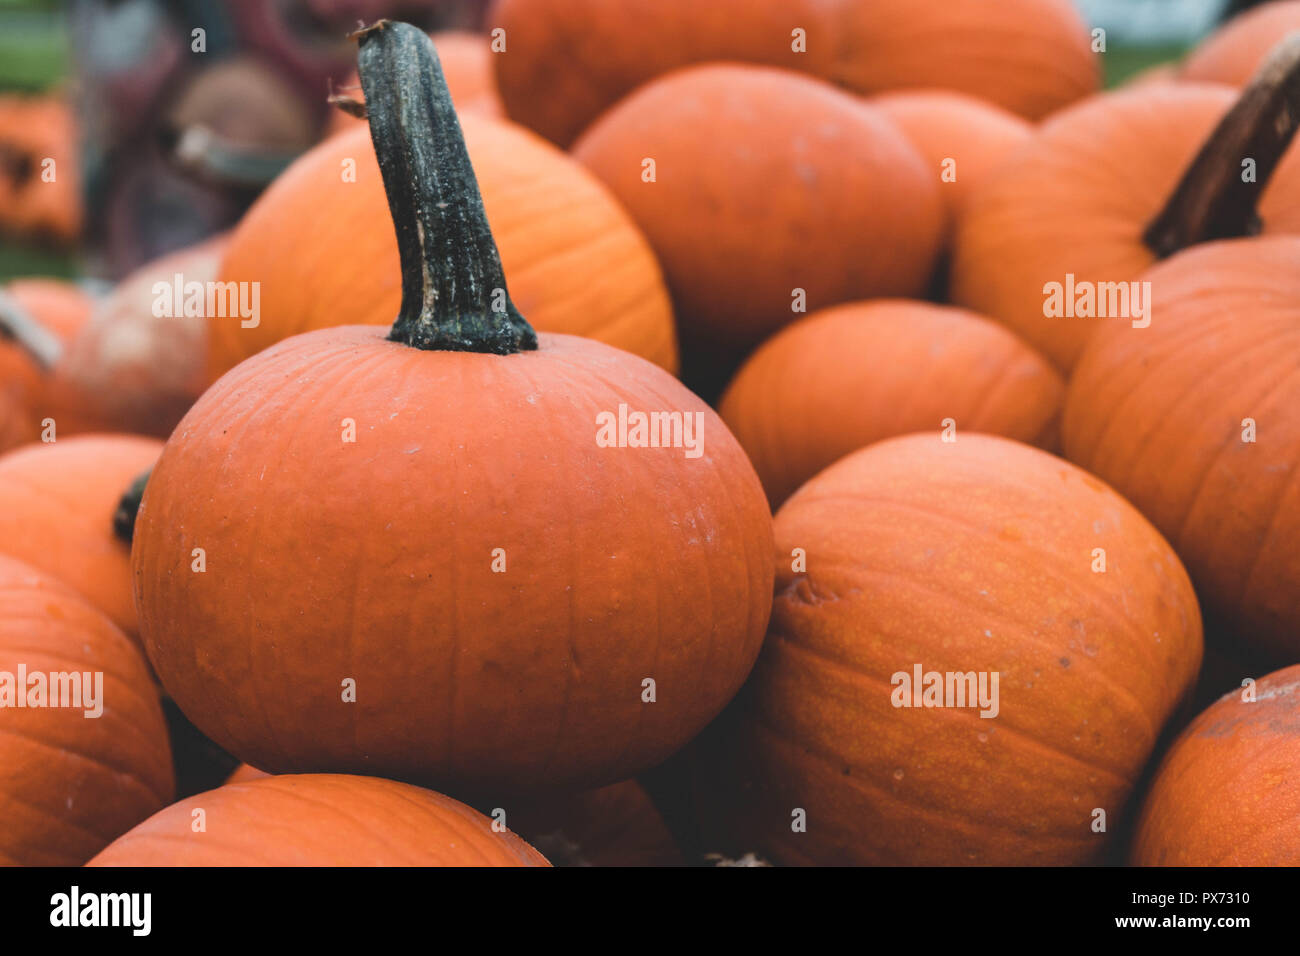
top-left (329, 30), bottom-right (503, 137)
top-left (0, 555), bottom-right (172, 865)
top-left (490, 0), bottom-right (1097, 147)
top-left (88, 774), bottom-right (548, 866)
top-left (47, 237), bottom-right (225, 438)
top-left (952, 44), bottom-right (1300, 372)
top-left (1132, 664), bottom-right (1300, 866)
top-left (135, 25), bottom-right (772, 795)
top-left (872, 91), bottom-right (1033, 234)
top-left (719, 300), bottom-right (1064, 507)
top-left (702, 434), bottom-right (1202, 866)
top-left (0, 278), bottom-right (93, 451)
top-left (0, 94), bottom-right (81, 243)
top-left (0, 434), bottom-right (161, 642)
top-left (1181, 1), bottom-right (1300, 87)
top-left (572, 64), bottom-right (944, 354)
top-left (213, 108), bottom-right (677, 381)
top-left (1064, 236), bottom-right (1300, 663)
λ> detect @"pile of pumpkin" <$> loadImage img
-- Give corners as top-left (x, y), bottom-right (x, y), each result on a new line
top-left (2, 0), bottom-right (1299, 867)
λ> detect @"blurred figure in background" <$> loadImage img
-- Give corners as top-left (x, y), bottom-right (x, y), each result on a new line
top-left (68, 0), bottom-right (487, 277)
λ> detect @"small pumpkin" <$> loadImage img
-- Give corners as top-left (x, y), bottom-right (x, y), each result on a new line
top-left (46, 236), bottom-right (225, 438)
top-left (1064, 235), bottom-right (1300, 663)
top-left (1181, 1), bottom-right (1300, 87)
top-left (871, 91), bottom-right (1033, 237)
top-left (0, 93), bottom-right (81, 243)
top-left (699, 434), bottom-right (1202, 865)
top-left (490, 0), bottom-right (1098, 147)
top-left (952, 35), bottom-right (1300, 371)
top-left (134, 23), bottom-right (773, 795)
top-left (1132, 664), bottom-right (1300, 866)
top-left (88, 774), bottom-right (548, 866)
top-left (572, 64), bottom-right (944, 358)
top-left (0, 434), bottom-right (162, 642)
top-left (718, 300), bottom-right (1065, 507)
top-left (328, 30), bottom-right (503, 137)
top-left (0, 554), bottom-right (172, 865)
top-left (213, 91), bottom-right (677, 381)
top-left (0, 278), bottom-right (94, 451)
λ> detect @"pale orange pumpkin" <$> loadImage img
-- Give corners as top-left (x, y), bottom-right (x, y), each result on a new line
top-left (718, 300), bottom-right (1064, 506)
top-left (1181, 1), bottom-right (1300, 87)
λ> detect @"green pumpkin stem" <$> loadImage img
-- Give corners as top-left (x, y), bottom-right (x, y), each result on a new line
top-left (355, 20), bottom-right (537, 354)
top-left (0, 287), bottom-right (63, 370)
top-left (1144, 32), bottom-right (1300, 258)
top-left (113, 468), bottom-right (150, 546)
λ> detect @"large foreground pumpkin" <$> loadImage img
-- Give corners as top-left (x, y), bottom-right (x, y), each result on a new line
top-left (1132, 664), bottom-right (1300, 866)
top-left (1064, 236), bottom-right (1300, 663)
top-left (701, 434), bottom-right (1202, 865)
top-left (0, 434), bottom-right (161, 642)
top-left (952, 38), bottom-right (1300, 371)
top-left (0, 555), bottom-right (172, 865)
top-left (214, 97), bottom-right (677, 380)
top-left (491, 0), bottom-right (1097, 147)
top-left (718, 300), bottom-right (1064, 506)
top-left (88, 774), bottom-right (548, 866)
top-left (572, 64), bottom-right (943, 354)
top-left (135, 23), bottom-right (773, 795)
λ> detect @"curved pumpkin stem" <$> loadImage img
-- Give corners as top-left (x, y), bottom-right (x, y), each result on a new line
top-left (1144, 32), bottom-right (1300, 258)
top-left (356, 20), bottom-right (537, 354)
top-left (113, 468), bottom-right (150, 546)
top-left (0, 287), bottom-right (63, 370)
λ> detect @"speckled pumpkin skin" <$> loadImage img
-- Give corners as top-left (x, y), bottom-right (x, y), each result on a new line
top-left (1132, 664), bottom-right (1300, 866)
top-left (134, 327), bottom-right (774, 795)
top-left (704, 434), bottom-right (1201, 865)
top-left (88, 774), bottom-right (549, 866)
top-left (0, 555), bottom-right (172, 865)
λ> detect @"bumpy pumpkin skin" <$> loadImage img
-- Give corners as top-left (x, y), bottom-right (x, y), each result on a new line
top-left (0, 434), bottom-right (161, 642)
top-left (212, 116), bottom-right (678, 380)
top-left (573, 64), bottom-right (944, 352)
top-left (88, 774), bottom-right (549, 866)
top-left (871, 91), bottom-right (1033, 233)
top-left (0, 279), bottom-right (93, 451)
top-left (951, 83), bottom-right (1300, 372)
top-left (0, 555), bottom-right (172, 865)
top-left (329, 30), bottom-right (503, 138)
top-left (1132, 664), bottom-right (1300, 866)
top-left (135, 328), bottom-right (774, 795)
top-left (1064, 237), bottom-right (1300, 663)
top-left (490, 0), bottom-right (1096, 147)
top-left (718, 300), bottom-right (1065, 506)
top-left (1181, 1), bottom-right (1300, 87)
top-left (708, 434), bottom-right (1201, 866)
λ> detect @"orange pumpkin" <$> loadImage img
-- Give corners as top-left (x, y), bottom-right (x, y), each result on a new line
top-left (0, 434), bottom-right (162, 642)
top-left (1064, 235), bottom-right (1300, 663)
top-left (88, 774), bottom-right (548, 866)
top-left (328, 29), bottom-right (503, 137)
top-left (490, 0), bottom-right (1097, 147)
top-left (572, 64), bottom-right (943, 356)
top-left (1132, 664), bottom-right (1300, 866)
top-left (135, 23), bottom-right (773, 795)
top-left (719, 300), bottom-right (1065, 506)
top-left (225, 763), bottom-right (270, 784)
top-left (0, 278), bottom-right (94, 451)
top-left (0, 94), bottom-right (81, 243)
top-left (872, 91), bottom-right (1033, 235)
top-left (952, 44), bottom-right (1300, 371)
top-left (213, 112), bottom-right (677, 382)
top-left (700, 434), bottom-right (1202, 865)
top-left (46, 237), bottom-right (225, 439)
top-left (1181, 1), bottom-right (1300, 87)
top-left (0, 554), bottom-right (172, 865)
